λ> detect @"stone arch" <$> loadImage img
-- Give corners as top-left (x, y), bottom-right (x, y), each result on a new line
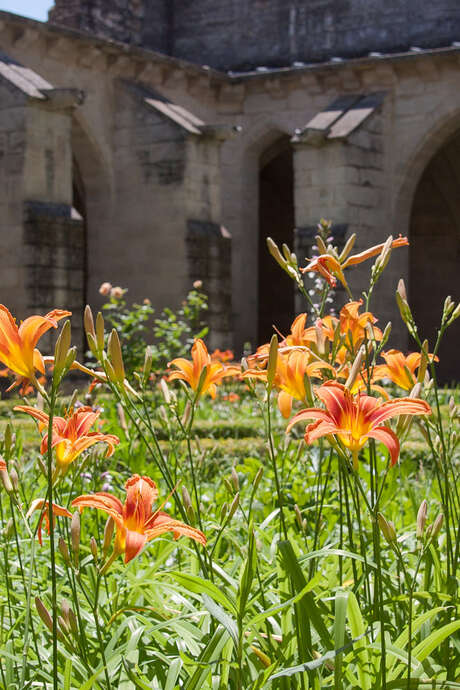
top-left (395, 110), bottom-right (460, 382)
top-left (70, 112), bottom-right (113, 347)
top-left (257, 135), bottom-right (295, 343)
top-left (222, 120), bottom-right (295, 352)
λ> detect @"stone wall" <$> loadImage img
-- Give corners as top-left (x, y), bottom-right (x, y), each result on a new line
top-left (49, 0), bottom-right (460, 71)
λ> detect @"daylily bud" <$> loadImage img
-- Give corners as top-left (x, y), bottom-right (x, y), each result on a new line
top-left (397, 278), bottom-right (408, 302)
top-left (54, 320), bottom-right (72, 376)
top-left (267, 335), bottom-right (278, 390)
top-left (9, 468), bottom-right (18, 492)
top-left (378, 512), bottom-right (397, 544)
top-left (61, 599), bottom-right (70, 625)
top-left (442, 296), bottom-right (454, 321)
top-left (251, 645), bottom-right (271, 668)
top-left (339, 232), bottom-right (357, 262)
top-left (282, 243), bottom-right (293, 262)
top-left (68, 607), bottom-right (79, 638)
top-left (379, 322), bottom-right (392, 350)
top-left (116, 403), bottom-right (128, 433)
top-left (345, 346), bottom-right (364, 390)
top-left (432, 512), bottom-right (444, 539)
top-left (416, 499), bottom-right (428, 540)
top-left (266, 237), bottom-right (287, 269)
top-left (181, 401), bottom-right (192, 427)
top-left (102, 351), bottom-right (116, 382)
top-left (220, 502), bottom-right (228, 522)
top-left (4, 423), bottom-right (13, 458)
top-left (84, 305), bottom-right (95, 340)
top-left (186, 501), bottom-right (196, 526)
top-left (417, 340), bottom-right (429, 383)
top-left (90, 536), bottom-right (98, 560)
top-left (58, 537), bottom-right (71, 566)
top-left (223, 477), bottom-right (233, 495)
top-left (71, 511), bottom-right (80, 566)
top-left (228, 492), bottom-right (239, 520)
top-left (95, 312), bottom-right (105, 351)
top-left (87, 332), bottom-right (98, 357)
top-left (373, 234), bottom-right (393, 274)
top-left (103, 516), bottom-right (114, 557)
top-left (0, 469), bottom-right (13, 494)
top-left (160, 377), bottom-right (171, 403)
top-left (142, 346), bottom-right (153, 385)
top-left (182, 486), bottom-right (192, 511)
top-left (108, 329), bottom-right (125, 383)
top-left (253, 466), bottom-right (263, 491)
top-left (315, 235), bottom-right (328, 255)
top-left (3, 518), bottom-right (13, 538)
top-left (231, 466), bottom-right (239, 491)
top-left (448, 302), bottom-right (460, 325)
top-left (35, 597), bottom-right (53, 632)
top-left (58, 615), bottom-right (69, 635)
top-left (64, 347), bottom-right (77, 371)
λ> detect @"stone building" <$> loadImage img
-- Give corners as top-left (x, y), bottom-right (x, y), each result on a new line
top-left (0, 1), bottom-right (459, 379)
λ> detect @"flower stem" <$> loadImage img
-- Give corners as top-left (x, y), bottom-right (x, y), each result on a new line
top-left (46, 386), bottom-right (58, 690)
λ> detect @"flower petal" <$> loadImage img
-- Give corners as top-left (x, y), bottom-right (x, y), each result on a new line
top-left (367, 426), bottom-right (400, 466)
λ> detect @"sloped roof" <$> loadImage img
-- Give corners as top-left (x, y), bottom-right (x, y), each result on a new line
top-left (0, 52), bottom-right (53, 98)
top-left (293, 93), bottom-right (384, 144)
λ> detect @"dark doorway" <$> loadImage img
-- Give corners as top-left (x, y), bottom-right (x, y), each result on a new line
top-left (409, 134), bottom-right (460, 383)
top-left (258, 137), bottom-right (295, 344)
top-left (71, 157), bottom-right (88, 353)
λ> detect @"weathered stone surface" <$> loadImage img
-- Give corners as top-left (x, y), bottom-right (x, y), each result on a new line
top-left (50, 0), bottom-right (460, 71)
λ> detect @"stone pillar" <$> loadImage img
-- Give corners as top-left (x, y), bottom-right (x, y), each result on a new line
top-left (186, 221), bottom-right (232, 349)
top-left (292, 95), bottom-right (392, 328)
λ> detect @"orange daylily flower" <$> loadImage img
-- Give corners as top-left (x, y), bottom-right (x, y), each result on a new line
top-left (72, 474), bottom-right (206, 564)
top-left (287, 380), bottom-right (431, 468)
top-left (244, 349), bottom-right (334, 418)
top-left (168, 339), bottom-right (240, 399)
top-left (14, 405), bottom-right (119, 475)
top-left (211, 348), bottom-right (234, 363)
top-left (372, 349), bottom-right (438, 391)
top-left (0, 306), bottom-right (71, 390)
top-left (339, 300), bottom-right (382, 349)
top-left (26, 499), bottom-right (72, 546)
top-left (301, 236), bottom-right (409, 288)
top-left (341, 236), bottom-right (409, 268)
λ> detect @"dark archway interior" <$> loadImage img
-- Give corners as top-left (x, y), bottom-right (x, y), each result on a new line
top-left (409, 133), bottom-right (460, 383)
top-left (257, 138), bottom-right (295, 345)
top-left (72, 157), bottom-right (88, 352)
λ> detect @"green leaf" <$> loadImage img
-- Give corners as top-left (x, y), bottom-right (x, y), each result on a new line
top-left (238, 522), bottom-right (257, 617)
top-left (121, 659), bottom-right (153, 690)
top-left (202, 593), bottom-right (239, 648)
top-left (412, 619), bottom-right (460, 662)
top-left (334, 590), bottom-right (348, 690)
top-left (278, 540), bottom-right (332, 651)
top-left (167, 571), bottom-right (238, 616)
top-left (184, 625), bottom-right (230, 690)
top-left (64, 659), bottom-right (73, 690)
top-left (164, 658), bottom-right (182, 690)
top-left (346, 590), bottom-right (371, 690)
top-left (393, 606), bottom-right (446, 650)
top-left (246, 571), bottom-right (322, 628)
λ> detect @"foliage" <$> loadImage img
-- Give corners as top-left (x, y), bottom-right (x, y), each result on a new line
top-left (0, 226), bottom-right (458, 689)
top-left (99, 284), bottom-right (208, 376)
